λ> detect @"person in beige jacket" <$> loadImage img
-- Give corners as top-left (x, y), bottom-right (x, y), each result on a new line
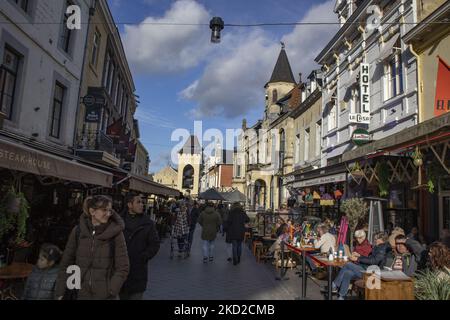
top-left (306, 224), bottom-right (336, 274)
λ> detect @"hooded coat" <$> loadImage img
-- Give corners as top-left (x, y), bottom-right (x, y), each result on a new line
top-left (198, 206), bottom-right (222, 241)
top-left (55, 212), bottom-right (130, 300)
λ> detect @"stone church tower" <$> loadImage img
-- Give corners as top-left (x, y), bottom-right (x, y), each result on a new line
top-left (264, 43), bottom-right (297, 120)
top-left (177, 135), bottom-right (202, 197)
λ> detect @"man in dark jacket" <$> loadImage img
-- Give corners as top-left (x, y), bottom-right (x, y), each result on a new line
top-left (332, 232), bottom-right (391, 300)
top-left (225, 203), bottom-right (250, 265)
top-left (385, 234), bottom-right (425, 277)
top-left (120, 193), bottom-right (160, 300)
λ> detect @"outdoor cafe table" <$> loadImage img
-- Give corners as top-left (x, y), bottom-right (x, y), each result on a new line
top-left (309, 255), bottom-right (348, 300)
top-left (284, 243), bottom-right (318, 299)
top-left (0, 263), bottom-right (33, 300)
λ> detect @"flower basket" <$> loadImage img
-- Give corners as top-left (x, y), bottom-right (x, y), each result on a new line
top-left (313, 191), bottom-right (321, 200)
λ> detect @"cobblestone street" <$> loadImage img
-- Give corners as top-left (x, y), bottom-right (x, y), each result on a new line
top-left (144, 228), bottom-right (325, 300)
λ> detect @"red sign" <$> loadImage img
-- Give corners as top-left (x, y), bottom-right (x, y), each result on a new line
top-left (435, 57), bottom-right (450, 117)
top-left (106, 117), bottom-right (123, 137)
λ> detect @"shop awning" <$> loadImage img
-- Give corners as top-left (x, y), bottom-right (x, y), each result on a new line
top-left (285, 163), bottom-right (347, 188)
top-left (128, 174), bottom-right (180, 197)
top-left (378, 33), bottom-right (400, 62)
top-left (0, 138), bottom-right (113, 187)
top-left (292, 172), bottom-right (347, 188)
top-left (342, 112), bottom-right (450, 163)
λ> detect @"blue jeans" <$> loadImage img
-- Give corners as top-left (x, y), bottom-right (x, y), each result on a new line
top-left (306, 255), bottom-right (318, 272)
top-left (203, 240), bottom-right (215, 258)
top-left (333, 262), bottom-right (365, 297)
top-left (232, 240), bottom-right (242, 261)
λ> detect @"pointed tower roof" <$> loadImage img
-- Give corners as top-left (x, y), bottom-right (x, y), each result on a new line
top-left (267, 44), bottom-right (296, 85)
top-left (179, 135), bottom-right (202, 155)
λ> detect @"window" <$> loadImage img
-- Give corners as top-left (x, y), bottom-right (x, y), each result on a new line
top-left (279, 130), bottom-right (285, 169)
top-left (295, 134), bottom-right (300, 164)
top-left (304, 128), bottom-right (310, 162)
top-left (103, 52), bottom-right (112, 88)
top-left (114, 75), bottom-right (121, 106)
top-left (272, 89), bottom-right (278, 103)
top-left (14, 0), bottom-right (29, 13)
top-left (119, 85), bottom-right (125, 114)
top-left (352, 86), bottom-right (361, 113)
top-left (50, 83), bottom-right (65, 138)
top-left (60, 1), bottom-right (74, 53)
top-left (0, 47), bottom-right (20, 120)
top-left (237, 165), bottom-right (241, 177)
top-left (91, 31), bottom-right (101, 66)
top-left (315, 122), bottom-right (321, 158)
top-left (385, 52), bottom-right (403, 100)
top-left (328, 103), bottom-right (337, 131)
top-left (101, 108), bottom-right (109, 133)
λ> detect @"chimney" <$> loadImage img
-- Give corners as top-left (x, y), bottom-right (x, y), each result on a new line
top-left (242, 119), bottom-right (247, 130)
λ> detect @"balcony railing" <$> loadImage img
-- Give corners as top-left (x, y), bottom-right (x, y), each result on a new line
top-left (77, 130), bottom-right (115, 155)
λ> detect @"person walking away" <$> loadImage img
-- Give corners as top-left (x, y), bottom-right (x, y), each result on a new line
top-left (225, 203), bottom-right (250, 265)
top-left (187, 202), bottom-right (200, 252)
top-left (22, 244), bottom-right (61, 300)
top-left (198, 202), bottom-right (222, 263)
top-left (119, 193), bottom-right (160, 300)
top-left (172, 206), bottom-right (190, 257)
top-left (55, 196), bottom-right (129, 300)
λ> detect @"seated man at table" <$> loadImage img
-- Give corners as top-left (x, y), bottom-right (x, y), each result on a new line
top-left (306, 224), bottom-right (336, 275)
top-left (332, 232), bottom-right (391, 300)
top-left (385, 234), bottom-right (425, 277)
top-left (22, 244), bottom-right (61, 300)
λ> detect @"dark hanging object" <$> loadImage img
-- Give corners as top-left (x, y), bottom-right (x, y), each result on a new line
top-left (210, 17), bottom-right (225, 43)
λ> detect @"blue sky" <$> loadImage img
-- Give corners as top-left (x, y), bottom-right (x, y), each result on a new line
top-left (106, 0), bottom-right (338, 173)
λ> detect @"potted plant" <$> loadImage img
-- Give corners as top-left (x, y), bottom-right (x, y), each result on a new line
top-left (415, 269), bottom-right (450, 300)
top-left (0, 187), bottom-right (30, 247)
top-left (340, 198), bottom-right (368, 251)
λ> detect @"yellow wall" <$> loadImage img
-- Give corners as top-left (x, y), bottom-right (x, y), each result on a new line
top-left (293, 96), bottom-right (322, 167)
top-left (419, 32), bottom-right (450, 122)
top-left (154, 166), bottom-right (178, 189)
top-left (418, 0), bottom-right (446, 21)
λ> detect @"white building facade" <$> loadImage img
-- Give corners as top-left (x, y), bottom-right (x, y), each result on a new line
top-left (317, 0), bottom-right (419, 166)
top-left (0, 0), bottom-right (91, 152)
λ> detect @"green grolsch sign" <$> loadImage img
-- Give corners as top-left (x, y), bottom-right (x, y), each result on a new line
top-left (352, 128), bottom-right (371, 146)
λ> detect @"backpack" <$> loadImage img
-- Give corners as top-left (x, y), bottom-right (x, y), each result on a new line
top-left (63, 225), bottom-right (116, 300)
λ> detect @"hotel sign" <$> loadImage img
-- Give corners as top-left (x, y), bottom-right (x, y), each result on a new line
top-left (349, 63), bottom-right (371, 124)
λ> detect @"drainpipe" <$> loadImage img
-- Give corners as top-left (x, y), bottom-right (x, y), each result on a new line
top-left (409, 44), bottom-right (421, 124)
top-left (73, 0), bottom-right (97, 156)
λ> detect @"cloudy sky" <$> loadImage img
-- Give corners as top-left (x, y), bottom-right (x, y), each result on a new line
top-left (107, 0), bottom-right (339, 173)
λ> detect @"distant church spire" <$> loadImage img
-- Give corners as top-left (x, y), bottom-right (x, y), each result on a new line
top-left (268, 43), bottom-right (296, 84)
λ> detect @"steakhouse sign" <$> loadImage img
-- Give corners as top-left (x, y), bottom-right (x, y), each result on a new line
top-left (350, 63), bottom-right (371, 124)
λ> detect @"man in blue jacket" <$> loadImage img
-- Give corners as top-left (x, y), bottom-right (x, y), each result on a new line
top-left (332, 232), bottom-right (391, 300)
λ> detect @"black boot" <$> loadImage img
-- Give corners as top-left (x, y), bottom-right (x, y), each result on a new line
top-left (237, 256), bottom-right (241, 264)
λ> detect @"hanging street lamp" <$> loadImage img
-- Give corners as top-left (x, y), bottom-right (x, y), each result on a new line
top-left (210, 17), bottom-right (224, 43)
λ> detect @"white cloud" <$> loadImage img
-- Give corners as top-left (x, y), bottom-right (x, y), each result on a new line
top-left (181, 0), bottom-right (338, 119)
top-left (122, 0), bottom-right (212, 74)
